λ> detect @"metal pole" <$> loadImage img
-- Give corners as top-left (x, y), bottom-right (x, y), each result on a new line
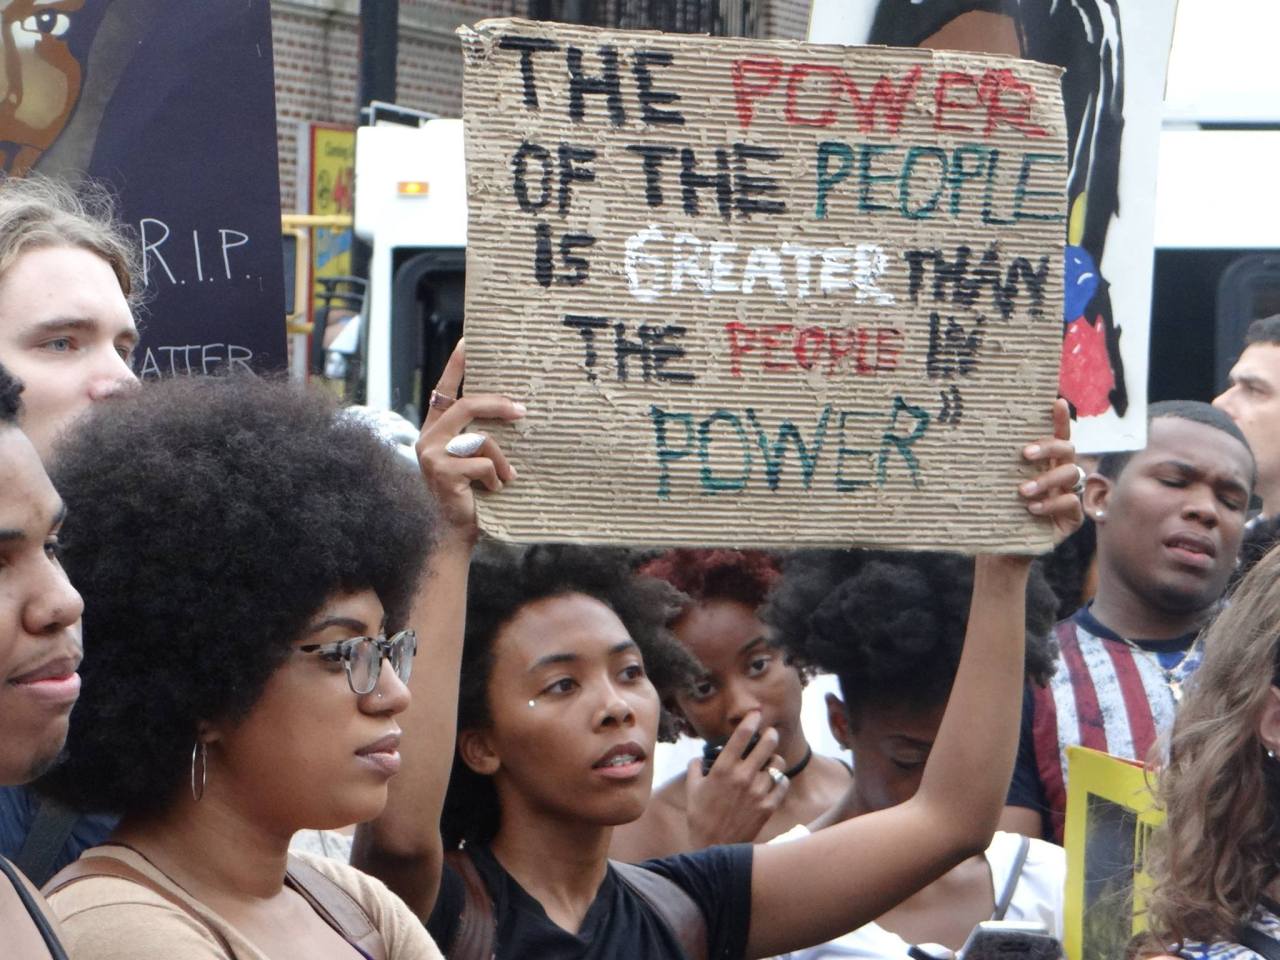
top-left (359, 0), bottom-right (398, 112)
top-left (353, 0), bottom-right (398, 282)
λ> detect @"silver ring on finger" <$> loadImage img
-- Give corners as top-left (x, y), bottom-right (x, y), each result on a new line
top-left (1071, 464), bottom-right (1087, 496)
top-left (429, 390), bottom-right (456, 411)
top-left (767, 766), bottom-right (787, 788)
top-left (445, 433), bottom-right (486, 458)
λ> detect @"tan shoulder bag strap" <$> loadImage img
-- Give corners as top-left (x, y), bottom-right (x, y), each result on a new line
top-left (285, 855), bottom-right (388, 960)
top-left (442, 849), bottom-right (497, 960)
top-left (44, 856), bottom-right (237, 957)
top-left (612, 860), bottom-right (708, 960)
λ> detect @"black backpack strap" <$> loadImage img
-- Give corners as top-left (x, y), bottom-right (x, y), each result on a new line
top-left (0, 855), bottom-right (70, 960)
top-left (991, 835), bottom-right (1032, 921)
top-left (443, 849), bottom-right (496, 960)
top-left (613, 861), bottom-right (708, 960)
top-left (14, 796), bottom-right (79, 888)
top-left (1236, 924), bottom-right (1280, 960)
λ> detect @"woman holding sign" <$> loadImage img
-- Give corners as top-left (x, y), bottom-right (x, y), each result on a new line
top-left (356, 342), bottom-right (1084, 959)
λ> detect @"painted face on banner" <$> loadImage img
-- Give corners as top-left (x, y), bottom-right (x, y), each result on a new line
top-left (0, 0), bottom-right (102, 174)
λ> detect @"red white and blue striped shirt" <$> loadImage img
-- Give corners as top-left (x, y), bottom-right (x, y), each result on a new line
top-left (1007, 605), bottom-right (1201, 842)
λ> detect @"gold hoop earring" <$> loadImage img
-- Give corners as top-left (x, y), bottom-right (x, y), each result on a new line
top-left (191, 742), bottom-right (208, 802)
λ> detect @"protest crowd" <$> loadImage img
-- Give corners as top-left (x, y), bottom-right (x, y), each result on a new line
top-left (2, 13), bottom-right (1280, 960)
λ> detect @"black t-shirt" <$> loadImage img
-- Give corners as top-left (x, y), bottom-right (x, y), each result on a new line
top-left (427, 843), bottom-right (753, 960)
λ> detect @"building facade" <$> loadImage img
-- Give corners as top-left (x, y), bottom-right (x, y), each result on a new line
top-left (270, 0), bottom-right (811, 210)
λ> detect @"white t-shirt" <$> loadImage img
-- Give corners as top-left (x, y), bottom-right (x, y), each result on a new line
top-left (772, 829), bottom-right (1064, 959)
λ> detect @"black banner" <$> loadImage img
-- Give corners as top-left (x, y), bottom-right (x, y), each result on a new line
top-left (19, 0), bottom-right (285, 377)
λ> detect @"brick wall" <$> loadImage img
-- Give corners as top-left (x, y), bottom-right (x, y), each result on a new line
top-left (270, 0), bottom-right (812, 209)
top-left (272, 0), bottom-right (509, 210)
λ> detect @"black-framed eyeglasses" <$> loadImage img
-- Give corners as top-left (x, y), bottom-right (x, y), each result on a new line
top-left (298, 629), bottom-right (417, 695)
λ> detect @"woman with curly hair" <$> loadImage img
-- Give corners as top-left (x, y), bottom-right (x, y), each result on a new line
top-left (610, 549), bottom-right (851, 862)
top-left (765, 551), bottom-right (1066, 958)
top-left (1141, 545), bottom-right (1280, 959)
top-left (361, 344), bottom-right (1085, 959)
top-left (32, 374), bottom-right (502, 959)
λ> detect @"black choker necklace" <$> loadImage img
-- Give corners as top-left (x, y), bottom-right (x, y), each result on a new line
top-left (783, 746), bottom-right (813, 779)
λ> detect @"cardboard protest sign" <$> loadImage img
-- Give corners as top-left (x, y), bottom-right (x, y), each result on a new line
top-left (460, 18), bottom-right (1067, 551)
top-left (24, 0), bottom-right (285, 376)
top-left (1063, 746), bottom-right (1162, 960)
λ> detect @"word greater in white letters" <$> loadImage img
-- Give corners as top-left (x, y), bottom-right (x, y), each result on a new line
top-left (623, 226), bottom-right (894, 305)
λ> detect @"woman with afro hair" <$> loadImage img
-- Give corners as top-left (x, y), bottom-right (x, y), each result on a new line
top-left (359, 344), bottom-right (1085, 960)
top-left (765, 551), bottom-right (1066, 958)
top-left (610, 549), bottom-right (852, 862)
top-left (32, 371), bottom-right (525, 960)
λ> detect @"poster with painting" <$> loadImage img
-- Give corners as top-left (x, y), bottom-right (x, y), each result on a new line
top-left (810, 0), bottom-right (1177, 453)
top-left (1063, 746), bottom-right (1162, 960)
top-left (3, 0), bottom-right (286, 377)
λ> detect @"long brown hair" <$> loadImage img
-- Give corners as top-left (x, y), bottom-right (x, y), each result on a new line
top-left (0, 174), bottom-right (139, 306)
top-left (1144, 545), bottom-right (1280, 951)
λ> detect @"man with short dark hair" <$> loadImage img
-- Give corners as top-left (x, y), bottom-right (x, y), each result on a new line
top-left (1001, 401), bottom-right (1255, 842)
top-left (1215, 315), bottom-right (1280, 517)
top-left (0, 362), bottom-right (83, 957)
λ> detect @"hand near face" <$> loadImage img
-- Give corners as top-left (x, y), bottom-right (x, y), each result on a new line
top-left (415, 339), bottom-right (524, 544)
top-left (684, 710), bottom-right (789, 848)
top-left (1015, 398), bottom-right (1084, 548)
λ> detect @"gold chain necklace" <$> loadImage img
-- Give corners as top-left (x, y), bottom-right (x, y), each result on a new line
top-left (1110, 634), bottom-right (1202, 703)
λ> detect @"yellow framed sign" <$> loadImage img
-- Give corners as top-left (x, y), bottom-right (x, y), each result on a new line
top-left (1063, 745), bottom-right (1163, 960)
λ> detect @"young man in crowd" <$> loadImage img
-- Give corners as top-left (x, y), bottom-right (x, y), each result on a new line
top-left (1214, 315), bottom-right (1280, 575)
top-left (0, 176), bottom-right (138, 883)
top-left (1001, 401), bottom-right (1255, 842)
top-left (0, 364), bottom-right (85, 957)
top-left (1215, 316), bottom-right (1280, 518)
top-left (0, 176), bottom-right (138, 461)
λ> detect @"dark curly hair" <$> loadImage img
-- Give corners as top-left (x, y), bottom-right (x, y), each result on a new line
top-left (442, 542), bottom-right (700, 849)
top-left (638, 549), bottom-right (781, 611)
top-left (763, 550), bottom-right (1057, 727)
top-left (38, 376), bottom-right (436, 817)
top-left (1035, 520), bottom-right (1097, 621)
top-left (0, 361), bottom-right (21, 424)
